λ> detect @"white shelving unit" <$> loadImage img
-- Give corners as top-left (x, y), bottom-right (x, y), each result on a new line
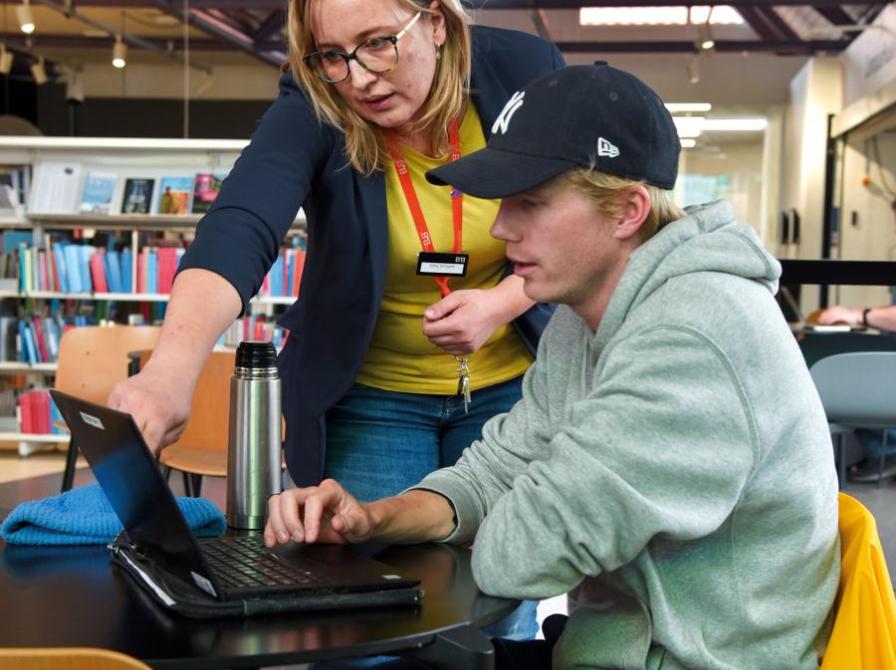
top-left (0, 136), bottom-right (305, 452)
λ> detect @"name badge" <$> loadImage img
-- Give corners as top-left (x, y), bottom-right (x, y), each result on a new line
top-left (417, 252), bottom-right (469, 277)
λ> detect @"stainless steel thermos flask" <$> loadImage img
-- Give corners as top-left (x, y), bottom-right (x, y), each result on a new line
top-left (226, 340), bottom-right (282, 530)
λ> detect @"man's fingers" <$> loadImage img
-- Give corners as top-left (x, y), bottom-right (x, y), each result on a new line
top-left (279, 490), bottom-right (306, 542)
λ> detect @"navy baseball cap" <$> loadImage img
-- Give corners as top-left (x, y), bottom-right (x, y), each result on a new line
top-left (427, 62), bottom-right (680, 198)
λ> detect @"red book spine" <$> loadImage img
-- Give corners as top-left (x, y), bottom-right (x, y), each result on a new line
top-left (31, 317), bottom-right (49, 363)
top-left (34, 390), bottom-right (50, 434)
top-left (293, 249), bottom-right (306, 296)
top-left (19, 391), bottom-right (33, 433)
top-left (89, 252), bottom-right (109, 293)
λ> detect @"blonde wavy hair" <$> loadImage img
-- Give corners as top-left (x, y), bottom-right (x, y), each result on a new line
top-left (287, 0), bottom-right (472, 174)
top-left (563, 168), bottom-right (683, 241)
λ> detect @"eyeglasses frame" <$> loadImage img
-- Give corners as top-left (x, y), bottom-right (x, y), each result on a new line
top-left (303, 11), bottom-right (424, 84)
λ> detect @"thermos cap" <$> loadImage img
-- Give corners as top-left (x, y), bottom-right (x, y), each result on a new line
top-left (235, 341), bottom-right (278, 370)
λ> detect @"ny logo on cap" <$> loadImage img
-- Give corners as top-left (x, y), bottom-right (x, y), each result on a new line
top-left (492, 91), bottom-right (525, 135)
top-left (597, 137), bottom-right (620, 158)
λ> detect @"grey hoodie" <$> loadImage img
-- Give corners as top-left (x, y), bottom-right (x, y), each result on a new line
top-left (415, 200), bottom-right (840, 669)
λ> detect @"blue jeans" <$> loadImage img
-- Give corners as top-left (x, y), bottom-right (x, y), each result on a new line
top-left (324, 379), bottom-right (539, 643)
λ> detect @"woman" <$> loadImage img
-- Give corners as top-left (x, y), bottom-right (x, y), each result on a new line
top-left (110, 0), bottom-right (563, 640)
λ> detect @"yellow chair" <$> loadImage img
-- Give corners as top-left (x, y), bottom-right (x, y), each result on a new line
top-left (0, 647), bottom-right (150, 669)
top-left (821, 493), bottom-right (896, 669)
top-left (54, 325), bottom-right (161, 492)
top-left (146, 349), bottom-right (235, 497)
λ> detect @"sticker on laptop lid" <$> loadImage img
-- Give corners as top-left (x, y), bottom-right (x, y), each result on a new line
top-left (79, 412), bottom-right (105, 430)
top-left (192, 571), bottom-right (217, 597)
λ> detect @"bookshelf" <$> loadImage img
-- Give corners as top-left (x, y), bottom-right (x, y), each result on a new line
top-left (0, 136), bottom-right (306, 451)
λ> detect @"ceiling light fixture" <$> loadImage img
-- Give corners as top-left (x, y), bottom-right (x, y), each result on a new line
top-left (697, 23), bottom-right (715, 52)
top-left (673, 115), bottom-right (705, 138)
top-left (30, 55), bottom-right (47, 85)
top-left (579, 5), bottom-right (743, 26)
top-left (0, 45), bottom-right (13, 75)
top-left (680, 138), bottom-right (697, 148)
top-left (665, 102), bottom-right (712, 113)
top-left (17, 0), bottom-right (35, 34)
top-left (112, 35), bottom-right (127, 68)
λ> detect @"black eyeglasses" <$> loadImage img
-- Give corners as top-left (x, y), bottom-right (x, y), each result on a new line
top-left (303, 11), bottom-right (422, 84)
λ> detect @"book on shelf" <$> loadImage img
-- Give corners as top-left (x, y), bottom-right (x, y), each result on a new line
top-left (28, 162), bottom-right (82, 214)
top-left (79, 171), bottom-right (118, 215)
top-left (191, 172), bottom-right (225, 214)
top-left (157, 176), bottom-right (193, 215)
top-left (17, 389), bottom-right (68, 435)
top-left (121, 178), bottom-right (155, 215)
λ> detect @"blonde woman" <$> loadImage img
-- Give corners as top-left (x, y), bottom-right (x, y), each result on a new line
top-left (111, 0), bottom-right (564, 642)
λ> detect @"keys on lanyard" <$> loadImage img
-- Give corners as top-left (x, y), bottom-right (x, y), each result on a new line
top-left (456, 355), bottom-right (471, 413)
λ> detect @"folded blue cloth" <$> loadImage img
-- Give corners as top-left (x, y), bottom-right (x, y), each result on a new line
top-left (0, 483), bottom-right (226, 546)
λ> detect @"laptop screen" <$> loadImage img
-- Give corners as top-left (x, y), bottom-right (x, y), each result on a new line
top-left (50, 389), bottom-right (221, 597)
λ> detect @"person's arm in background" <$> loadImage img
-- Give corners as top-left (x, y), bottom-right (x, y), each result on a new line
top-left (108, 75), bottom-right (331, 454)
top-left (818, 304), bottom-right (896, 331)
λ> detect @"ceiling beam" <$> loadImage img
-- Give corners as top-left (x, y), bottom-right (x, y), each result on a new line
top-left (556, 39), bottom-right (849, 54)
top-left (153, 0), bottom-right (285, 66)
top-left (733, 5), bottom-right (778, 41)
top-left (813, 6), bottom-right (854, 26)
top-left (754, 6), bottom-right (799, 42)
top-left (253, 8), bottom-right (286, 47)
top-left (0, 32), bottom-right (260, 51)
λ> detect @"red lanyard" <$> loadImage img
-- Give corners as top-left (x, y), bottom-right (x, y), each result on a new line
top-left (385, 118), bottom-right (463, 298)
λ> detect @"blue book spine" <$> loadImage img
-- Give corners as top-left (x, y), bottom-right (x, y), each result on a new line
top-left (53, 244), bottom-right (69, 293)
top-left (63, 246), bottom-right (82, 293)
top-left (19, 321), bottom-right (36, 364)
top-left (286, 252), bottom-right (294, 298)
top-left (17, 244), bottom-right (27, 292)
top-left (270, 256), bottom-right (284, 297)
top-left (16, 320), bottom-right (27, 363)
top-left (120, 249), bottom-right (132, 293)
top-left (49, 397), bottom-right (65, 434)
top-left (79, 245), bottom-right (93, 293)
top-left (106, 250), bottom-right (122, 293)
top-left (147, 250), bottom-right (158, 294)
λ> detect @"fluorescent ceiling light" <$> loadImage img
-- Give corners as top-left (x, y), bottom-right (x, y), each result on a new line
top-left (580, 6), bottom-right (743, 26)
top-left (680, 138), bottom-right (697, 148)
top-left (665, 103), bottom-right (712, 113)
top-left (673, 116), bottom-right (704, 138)
top-left (702, 118), bottom-right (767, 131)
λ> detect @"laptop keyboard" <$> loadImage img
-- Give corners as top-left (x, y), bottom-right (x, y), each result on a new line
top-left (201, 535), bottom-right (325, 591)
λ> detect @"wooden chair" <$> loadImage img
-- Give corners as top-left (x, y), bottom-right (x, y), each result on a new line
top-left (139, 349), bottom-right (235, 497)
top-left (0, 647), bottom-right (150, 669)
top-left (54, 325), bottom-right (161, 492)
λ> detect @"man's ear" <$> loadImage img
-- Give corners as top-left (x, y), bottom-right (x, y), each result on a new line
top-left (614, 185), bottom-right (651, 241)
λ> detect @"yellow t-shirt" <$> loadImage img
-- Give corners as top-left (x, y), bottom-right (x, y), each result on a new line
top-left (356, 107), bottom-right (533, 394)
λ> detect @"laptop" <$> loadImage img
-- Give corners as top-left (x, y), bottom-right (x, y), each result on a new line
top-left (50, 389), bottom-right (422, 618)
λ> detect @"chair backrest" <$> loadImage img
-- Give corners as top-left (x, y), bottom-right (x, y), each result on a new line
top-left (0, 647), bottom-right (150, 669)
top-left (139, 348), bottom-right (235, 452)
top-left (809, 351), bottom-right (896, 428)
top-left (54, 326), bottom-right (161, 405)
top-left (820, 493), bottom-right (896, 669)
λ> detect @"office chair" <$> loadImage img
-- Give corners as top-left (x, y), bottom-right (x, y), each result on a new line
top-left (138, 349), bottom-right (235, 497)
top-left (0, 647), bottom-right (150, 669)
top-left (809, 351), bottom-right (896, 488)
top-left (54, 325), bottom-right (161, 492)
top-left (820, 493), bottom-right (896, 669)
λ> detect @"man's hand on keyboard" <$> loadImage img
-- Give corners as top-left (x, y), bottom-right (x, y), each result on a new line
top-left (265, 479), bottom-right (375, 547)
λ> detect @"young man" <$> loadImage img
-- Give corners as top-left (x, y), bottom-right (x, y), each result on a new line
top-left (266, 64), bottom-right (840, 669)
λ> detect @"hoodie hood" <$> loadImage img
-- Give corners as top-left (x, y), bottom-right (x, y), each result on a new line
top-left (595, 199), bottom-right (781, 351)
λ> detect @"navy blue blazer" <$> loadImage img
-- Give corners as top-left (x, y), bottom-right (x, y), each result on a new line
top-left (180, 26), bottom-right (565, 487)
